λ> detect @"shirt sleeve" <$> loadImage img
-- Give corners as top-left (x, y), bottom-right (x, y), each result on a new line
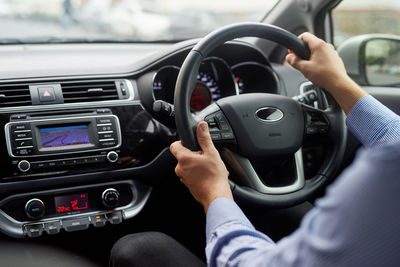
top-left (346, 95), bottom-right (400, 147)
top-left (205, 198), bottom-right (275, 267)
top-left (206, 142), bottom-right (400, 267)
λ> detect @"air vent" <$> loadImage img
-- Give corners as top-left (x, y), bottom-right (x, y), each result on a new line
top-left (0, 83), bottom-right (31, 107)
top-left (61, 80), bottom-right (119, 103)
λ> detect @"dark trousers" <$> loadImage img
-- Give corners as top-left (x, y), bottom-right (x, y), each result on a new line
top-left (110, 232), bottom-right (206, 267)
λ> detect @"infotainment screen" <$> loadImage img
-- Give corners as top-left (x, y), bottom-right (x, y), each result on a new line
top-left (39, 125), bottom-right (90, 148)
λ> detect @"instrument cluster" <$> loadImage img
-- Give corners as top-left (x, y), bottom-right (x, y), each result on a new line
top-left (152, 57), bottom-right (279, 112)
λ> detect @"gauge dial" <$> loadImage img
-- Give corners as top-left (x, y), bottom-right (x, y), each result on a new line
top-left (190, 82), bottom-right (212, 111)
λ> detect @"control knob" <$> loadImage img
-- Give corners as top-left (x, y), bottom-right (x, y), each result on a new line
top-left (107, 151), bottom-right (118, 163)
top-left (102, 188), bottom-right (120, 209)
top-left (25, 198), bottom-right (45, 220)
top-left (18, 160), bottom-right (31, 172)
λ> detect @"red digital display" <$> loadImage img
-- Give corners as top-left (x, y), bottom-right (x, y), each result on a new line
top-left (55, 193), bottom-right (89, 213)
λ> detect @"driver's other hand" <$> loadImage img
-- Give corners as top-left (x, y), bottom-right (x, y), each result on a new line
top-left (170, 121), bottom-right (232, 213)
top-left (286, 32), bottom-right (351, 93)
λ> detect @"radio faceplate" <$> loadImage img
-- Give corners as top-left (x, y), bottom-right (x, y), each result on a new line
top-left (5, 114), bottom-right (122, 158)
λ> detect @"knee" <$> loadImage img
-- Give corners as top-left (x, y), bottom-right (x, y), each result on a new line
top-left (110, 232), bottom-right (171, 267)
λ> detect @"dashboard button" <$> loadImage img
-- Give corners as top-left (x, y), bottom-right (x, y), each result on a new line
top-left (10, 114), bottom-right (27, 120)
top-left (14, 148), bottom-right (33, 156)
top-left (12, 131), bottom-right (32, 139)
top-left (96, 118), bottom-right (113, 124)
top-left (13, 138), bottom-right (33, 148)
top-left (11, 124), bottom-right (30, 131)
top-left (38, 87), bottom-right (56, 102)
top-left (32, 162), bottom-right (48, 169)
top-left (90, 215), bottom-right (107, 227)
top-left (44, 221), bottom-right (61, 235)
top-left (107, 211), bottom-right (123, 225)
top-left (48, 161), bottom-right (57, 168)
top-left (25, 224), bottom-right (43, 238)
top-left (62, 217), bottom-right (90, 232)
top-left (99, 133), bottom-right (115, 139)
top-left (99, 140), bottom-right (117, 147)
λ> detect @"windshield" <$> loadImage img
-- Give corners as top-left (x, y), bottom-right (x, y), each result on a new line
top-left (0, 0), bottom-right (279, 43)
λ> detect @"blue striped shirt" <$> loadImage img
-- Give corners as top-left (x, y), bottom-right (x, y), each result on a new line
top-left (206, 95), bottom-right (400, 267)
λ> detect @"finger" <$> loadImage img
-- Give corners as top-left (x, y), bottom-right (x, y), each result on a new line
top-left (170, 141), bottom-right (192, 158)
top-left (196, 121), bottom-right (215, 153)
top-left (299, 32), bottom-right (325, 50)
top-left (286, 53), bottom-right (303, 70)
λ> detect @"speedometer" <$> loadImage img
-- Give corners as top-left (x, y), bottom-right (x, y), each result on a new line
top-left (196, 72), bottom-right (220, 101)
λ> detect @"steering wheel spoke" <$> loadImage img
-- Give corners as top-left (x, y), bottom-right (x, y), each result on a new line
top-left (221, 149), bottom-right (305, 194)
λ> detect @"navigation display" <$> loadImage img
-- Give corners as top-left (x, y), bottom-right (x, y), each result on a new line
top-left (40, 125), bottom-right (90, 148)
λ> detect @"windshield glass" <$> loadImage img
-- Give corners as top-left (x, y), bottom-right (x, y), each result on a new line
top-left (0, 0), bottom-right (279, 43)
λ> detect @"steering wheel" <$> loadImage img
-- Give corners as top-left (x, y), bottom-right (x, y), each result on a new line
top-left (174, 22), bottom-right (347, 208)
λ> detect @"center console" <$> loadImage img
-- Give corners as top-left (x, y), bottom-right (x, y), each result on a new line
top-left (0, 79), bottom-right (167, 239)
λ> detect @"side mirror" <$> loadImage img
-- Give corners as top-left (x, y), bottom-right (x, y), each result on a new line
top-left (338, 34), bottom-right (400, 86)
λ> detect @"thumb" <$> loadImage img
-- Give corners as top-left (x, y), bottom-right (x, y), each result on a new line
top-left (286, 53), bottom-right (308, 73)
top-left (196, 121), bottom-right (214, 153)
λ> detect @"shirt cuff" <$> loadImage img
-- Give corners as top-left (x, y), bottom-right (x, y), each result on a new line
top-left (206, 198), bottom-right (254, 242)
top-left (346, 95), bottom-right (400, 146)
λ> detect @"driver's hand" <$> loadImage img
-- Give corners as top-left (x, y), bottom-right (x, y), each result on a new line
top-left (286, 32), bottom-right (367, 114)
top-left (286, 32), bottom-right (351, 92)
top-left (170, 122), bottom-right (233, 213)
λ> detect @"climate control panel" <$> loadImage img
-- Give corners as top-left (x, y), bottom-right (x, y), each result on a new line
top-left (0, 181), bottom-right (151, 238)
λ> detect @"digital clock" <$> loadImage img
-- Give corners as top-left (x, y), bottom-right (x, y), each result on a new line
top-left (55, 193), bottom-right (89, 213)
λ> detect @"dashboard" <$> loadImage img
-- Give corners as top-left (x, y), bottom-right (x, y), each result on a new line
top-left (0, 40), bottom-right (311, 239)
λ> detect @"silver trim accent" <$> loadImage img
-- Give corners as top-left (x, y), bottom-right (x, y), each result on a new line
top-left (5, 114), bottom-right (122, 158)
top-left (101, 188), bottom-right (120, 208)
top-left (14, 130), bottom-right (32, 133)
top-left (99, 138), bottom-right (115, 142)
top-left (96, 123), bottom-right (112, 127)
top-left (0, 180), bottom-right (151, 238)
top-left (106, 151), bottom-right (118, 163)
top-left (255, 107), bottom-right (284, 122)
top-left (299, 81), bottom-right (318, 109)
top-left (222, 149), bottom-right (305, 194)
top-left (17, 160), bottom-right (31, 172)
top-left (0, 79), bottom-right (138, 113)
top-left (98, 131), bottom-right (114, 134)
top-left (15, 137), bottom-right (33, 141)
top-left (16, 146), bottom-right (33, 149)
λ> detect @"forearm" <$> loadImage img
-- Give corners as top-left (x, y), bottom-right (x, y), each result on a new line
top-left (325, 76), bottom-right (367, 115)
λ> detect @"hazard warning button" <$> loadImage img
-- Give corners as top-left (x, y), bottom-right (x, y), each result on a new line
top-left (38, 87), bottom-right (56, 102)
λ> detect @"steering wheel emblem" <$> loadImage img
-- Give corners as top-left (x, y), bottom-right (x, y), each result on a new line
top-left (255, 107), bottom-right (284, 122)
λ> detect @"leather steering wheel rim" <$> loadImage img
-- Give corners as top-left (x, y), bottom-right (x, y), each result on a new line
top-left (174, 22), bottom-right (347, 207)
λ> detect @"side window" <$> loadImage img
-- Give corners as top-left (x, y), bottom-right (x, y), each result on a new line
top-left (333, 0), bottom-right (400, 46)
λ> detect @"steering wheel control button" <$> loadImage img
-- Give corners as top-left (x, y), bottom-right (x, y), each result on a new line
top-left (107, 211), bottom-right (123, 225)
top-left (24, 224), bottom-right (43, 238)
top-left (107, 151), bottom-right (119, 163)
top-left (211, 133), bottom-right (222, 140)
top-left (62, 217), bottom-right (90, 232)
top-left (221, 132), bottom-right (235, 140)
top-left (44, 221), bottom-right (61, 235)
top-left (18, 160), bottom-right (31, 172)
top-left (91, 215), bottom-right (107, 228)
top-left (25, 199), bottom-right (45, 220)
top-left (102, 188), bottom-right (120, 208)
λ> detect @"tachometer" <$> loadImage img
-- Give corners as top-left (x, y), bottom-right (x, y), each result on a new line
top-left (190, 82), bottom-right (212, 111)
